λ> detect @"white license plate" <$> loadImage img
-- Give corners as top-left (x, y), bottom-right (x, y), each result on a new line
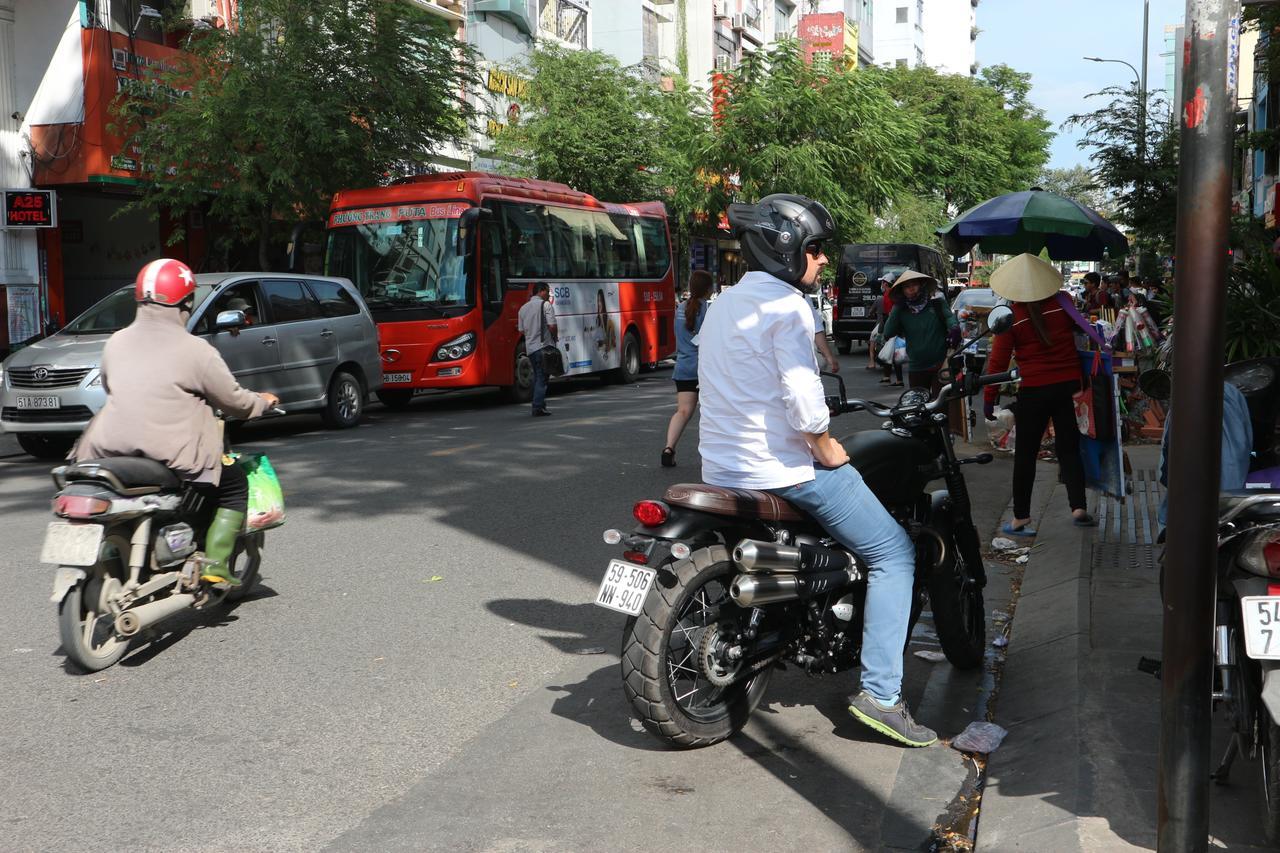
top-left (39, 522), bottom-right (105, 566)
top-left (847, 306), bottom-right (866, 318)
top-left (594, 559), bottom-right (657, 616)
top-left (383, 372), bottom-right (412, 384)
top-left (16, 396), bottom-right (59, 410)
top-left (1241, 596), bottom-right (1280, 659)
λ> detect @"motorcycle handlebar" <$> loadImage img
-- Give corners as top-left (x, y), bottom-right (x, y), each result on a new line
top-left (835, 369), bottom-right (1019, 418)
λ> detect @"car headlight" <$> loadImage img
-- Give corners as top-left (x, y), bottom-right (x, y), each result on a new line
top-left (87, 370), bottom-right (103, 388)
top-left (434, 333), bottom-right (476, 363)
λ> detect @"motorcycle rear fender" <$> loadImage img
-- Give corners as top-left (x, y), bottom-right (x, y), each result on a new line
top-left (631, 505), bottom-right (769, 551)
top-left (50, 567), bottom-right (86, 604)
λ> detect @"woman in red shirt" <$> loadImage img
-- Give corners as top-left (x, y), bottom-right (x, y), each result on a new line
top-left (985, 254), bottom-right (1095, 535)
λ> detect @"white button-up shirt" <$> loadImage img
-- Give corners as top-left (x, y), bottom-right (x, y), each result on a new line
top-left (698, 271), bottom-right (830, 489)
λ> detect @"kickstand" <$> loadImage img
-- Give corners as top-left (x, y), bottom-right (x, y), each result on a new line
top-left (1212, 736), bottom-right (1240, 785)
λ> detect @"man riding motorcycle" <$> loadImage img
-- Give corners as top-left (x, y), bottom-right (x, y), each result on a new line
top-left (71, 258), bottom-right (279, 586)
top-left (698, 195), bottom-right (933, 747)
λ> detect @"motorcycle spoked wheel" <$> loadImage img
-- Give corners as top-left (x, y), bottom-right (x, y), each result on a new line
top-left (58, 549), bottom-right (130, 673)
top-left (927, 532), bottom-right (986, 670)
top-left (621, 545), bottom-right (774, 748)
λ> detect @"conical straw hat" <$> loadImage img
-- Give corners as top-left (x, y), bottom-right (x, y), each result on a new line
top-left (989, 253), bottom-right (1062, 303)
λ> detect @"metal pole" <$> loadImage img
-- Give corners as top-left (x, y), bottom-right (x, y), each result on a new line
top-left (1139, 0), bottom-right (1149, 274)
top-left (1156, 2), bottom-right (1240, 850)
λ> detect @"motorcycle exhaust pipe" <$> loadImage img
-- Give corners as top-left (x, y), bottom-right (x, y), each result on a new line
top-left (730, 568), bottom-right (857, 607)
top-left (734, 539), bottom-right (858, 575)
top-left (114, 593), bottom-right (197, 637)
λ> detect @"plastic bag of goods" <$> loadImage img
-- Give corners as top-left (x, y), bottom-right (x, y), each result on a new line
top-left (238, 453), bottom-right (286, 531)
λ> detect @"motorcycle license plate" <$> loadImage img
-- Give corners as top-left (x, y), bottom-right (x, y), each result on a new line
top-left (39, 522), bottom-right (104, 566)
top-left (383, 372), bottom-right (412, 384)
top-left (593, 559), bottom-right (656, 616)
top-left (1240, 597), bottom-right (1280, 659)
top-left (16, 395), bottom-right (59, 410)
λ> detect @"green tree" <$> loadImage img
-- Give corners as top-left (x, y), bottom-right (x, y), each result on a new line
top-left (864, 193), bottom-right (950, 247)
top-left (878, 63), bottom-right (1053, 213)
top-left (113, 0), bottom-right (477, 268)
top-left (1062, 84), bottom-right (1178, 266)
top-left (1037, 165), bottom-right (1109, 212)
top-left (704, 41), bottom-right (919, 241)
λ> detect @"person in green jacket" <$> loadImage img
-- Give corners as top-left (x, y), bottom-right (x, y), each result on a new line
top-left (882, 270), bottom-right (959, 392)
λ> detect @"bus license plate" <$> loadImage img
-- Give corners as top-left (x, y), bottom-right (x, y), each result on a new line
top-left (1241, 596), bottom-right (1280, 659)
top-left (40, 522), bottom-right (104, 566)
top-left (383, 372), bottom-right (412, 384)
top-left (847, 306), bottom-right (866, 318)
top-left (16, 396), bottom-right (59, 410)
top-left (594, 559), bottom-right (656, 616)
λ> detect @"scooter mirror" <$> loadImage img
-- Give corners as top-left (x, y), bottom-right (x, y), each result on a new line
top-left (986, 305), bottom-right (1014, 335)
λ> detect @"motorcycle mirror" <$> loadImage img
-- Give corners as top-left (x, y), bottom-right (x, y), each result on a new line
top-left (986, 305), bottom-right (1014, 335)
top-left (1138, 368), bottom-right (1172, 401)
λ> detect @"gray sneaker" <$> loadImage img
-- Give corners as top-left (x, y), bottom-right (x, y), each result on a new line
top-left (848, 691), bottom-right (938, 747)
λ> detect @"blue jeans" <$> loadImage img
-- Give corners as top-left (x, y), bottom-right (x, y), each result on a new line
top-left (530, 347), bottom-right (548, 412)
top-left (768, 464), bottom-right (916, 705)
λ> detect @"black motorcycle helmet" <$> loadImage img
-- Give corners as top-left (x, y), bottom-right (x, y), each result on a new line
top-left (727, 194), bottom-right (836, 287)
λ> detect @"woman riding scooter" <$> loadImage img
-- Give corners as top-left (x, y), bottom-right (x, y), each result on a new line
top-left (72, 258), bottom-right (279, 586)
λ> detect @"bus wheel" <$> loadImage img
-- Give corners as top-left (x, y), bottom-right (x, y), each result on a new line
top-left (503, 350), bottom-right (534, 403)
top-left (607, 331), bottom-right (641, 385)
top-left (376, 390), bottom-right (414, 410)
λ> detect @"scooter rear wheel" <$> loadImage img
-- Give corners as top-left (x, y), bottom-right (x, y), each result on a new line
top-left (58, 563), bottom-right (129, 673)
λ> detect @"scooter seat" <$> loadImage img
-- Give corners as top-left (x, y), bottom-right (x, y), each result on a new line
top-left (65, 457), bottom-right (182, 495)
top-left (663, 483), bottom-right (806, 523)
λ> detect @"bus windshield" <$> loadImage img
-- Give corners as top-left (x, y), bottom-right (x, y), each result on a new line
top-left (325, 218), bottom-right (471, 317)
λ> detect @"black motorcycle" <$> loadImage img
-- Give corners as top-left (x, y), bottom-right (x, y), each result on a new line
top-left (594, 307), bottom-right (1017, 747)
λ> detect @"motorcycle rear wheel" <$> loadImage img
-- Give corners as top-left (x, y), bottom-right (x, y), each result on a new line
top-left (621, 545), bottom-right (774, 748)
top-left (58, 561), bottom-right (129, 673)
top-left (222, 531), bottom-right (264, 603)
top-left (1261, 710), bottom-right (1280, 845)
top-left (928, 534), bottom-right (986, 670)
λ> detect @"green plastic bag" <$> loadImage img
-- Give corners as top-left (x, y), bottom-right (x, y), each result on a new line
top-left (237, 453), bottom-right (286, 531)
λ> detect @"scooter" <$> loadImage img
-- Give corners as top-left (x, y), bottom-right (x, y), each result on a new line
top-left (43, 410), bottom-right (284, 672)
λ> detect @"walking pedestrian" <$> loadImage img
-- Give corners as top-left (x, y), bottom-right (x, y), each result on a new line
top-left (662, 270), bottom-right (712, 467)
top-left (516, 283), bottom-right (557, 417)
top-left (983, 253), bottom-right (1095, 535)
top-left (881, 270), bottom-right (959, 393)
top-left (875, 275), bottom-right (904, 386)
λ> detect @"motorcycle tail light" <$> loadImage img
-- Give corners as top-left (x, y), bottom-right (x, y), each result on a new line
top-left (623, 550), bottom-right (649, 565)
top-left (633, 500), bottom-right (669, 527)
top-left (1238, 530), bottom-right (1280, 578)
top-left (53, 495), bottom-right (111, 518)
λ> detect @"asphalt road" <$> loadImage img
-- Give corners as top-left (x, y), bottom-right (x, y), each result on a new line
top-left (0, 352), bottom-right (1018, 852)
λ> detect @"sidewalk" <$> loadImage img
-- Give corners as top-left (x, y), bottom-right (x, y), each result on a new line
top-left (977, 445), bottom-right (1270, 851)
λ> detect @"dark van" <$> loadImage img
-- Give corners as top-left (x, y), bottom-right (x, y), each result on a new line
top-left (833, 243), bottom-right (948, 353)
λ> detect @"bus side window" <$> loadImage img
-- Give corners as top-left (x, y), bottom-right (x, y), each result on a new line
top-left (481, 221), bottom-right (505, 306)
top-left (636, 217), bottom-right (671, 279)
top-left (603, 213), bottom-right (638, 279)
top-left (500, 202), bottom-right (554, 279)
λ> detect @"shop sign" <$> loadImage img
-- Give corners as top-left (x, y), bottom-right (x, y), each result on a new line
top-left (486, 69), bottom-right (529, 100)
top-left (3, 190), bottom-right (56, 228)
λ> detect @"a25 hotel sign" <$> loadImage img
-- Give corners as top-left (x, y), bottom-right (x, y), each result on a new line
top-left (3, 189), bottom-right (56, 228)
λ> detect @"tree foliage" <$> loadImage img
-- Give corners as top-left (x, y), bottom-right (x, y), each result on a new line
top-left (1037, 165), bottom-right (1109, 213)
top-left (1062, 84), bottom-right (1178, 263)
top-left (114, 0), bottom-right (478, 268)
top-left (879, 63), bottom-right (1053, 213)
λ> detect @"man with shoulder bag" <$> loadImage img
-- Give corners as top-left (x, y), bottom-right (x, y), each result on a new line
top-left (517, 283), bottom-right (559, 417)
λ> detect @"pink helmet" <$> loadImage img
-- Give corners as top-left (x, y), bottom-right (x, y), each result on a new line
top-left (134, 258), bottom-right (196, 306)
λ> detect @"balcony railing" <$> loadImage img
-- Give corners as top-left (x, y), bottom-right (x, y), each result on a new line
top-left (539, 0), bottom-right (589, 49)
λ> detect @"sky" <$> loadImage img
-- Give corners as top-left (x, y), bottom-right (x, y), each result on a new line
top-left (976, 0), bottom-right (1189, 171)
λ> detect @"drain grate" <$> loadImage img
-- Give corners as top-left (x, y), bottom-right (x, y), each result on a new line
top-left (1091, 541), bottom-right (1160, 574)
top-left (1097, 468), bottom-right (1164, 545)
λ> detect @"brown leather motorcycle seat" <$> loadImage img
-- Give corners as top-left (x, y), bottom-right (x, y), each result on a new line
top-left (663, 483), bottom-right (805, 522)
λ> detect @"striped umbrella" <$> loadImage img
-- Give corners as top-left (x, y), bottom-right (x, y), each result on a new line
top-left (936, 187), bottom-right (1128, 261)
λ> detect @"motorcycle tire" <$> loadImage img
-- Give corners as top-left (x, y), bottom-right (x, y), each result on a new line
top-left (928, 533), bottom-right (986, 670)
top-left (1262, 709), bottom-right (1280, 845)
top-left (621, 545), bottom-right (774, 748)
top-left (58, 563), bottom-right (130, 673)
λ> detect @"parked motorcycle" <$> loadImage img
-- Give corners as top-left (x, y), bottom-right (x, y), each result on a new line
top-left (594, 307), bottom-right (1017, 747)
top-left (42, 410), bottom-right (284, 672)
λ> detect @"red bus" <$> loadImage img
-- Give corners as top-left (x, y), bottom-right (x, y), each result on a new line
top-left (324, 172), bottom-right (676, 406)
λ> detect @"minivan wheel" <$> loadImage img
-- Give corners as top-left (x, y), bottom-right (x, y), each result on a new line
top-left (836, 338), bottom-right (852, 355)
top-left (17, 432), bottom-right (75, 461)
top-left (322, 371), bottom-right (364, 429)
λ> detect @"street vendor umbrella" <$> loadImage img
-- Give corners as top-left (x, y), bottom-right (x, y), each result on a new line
top-left (936, 187), bottom-right (1128, 261)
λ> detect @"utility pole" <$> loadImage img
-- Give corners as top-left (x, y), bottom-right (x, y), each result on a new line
top-left (1140, 0), bottom-right (1149, 274)
top-left (1156, 1), bottom-right (1241, 850)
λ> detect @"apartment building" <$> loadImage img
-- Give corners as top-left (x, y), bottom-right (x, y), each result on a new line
top-left (874, 0), bottom-right (976, 75)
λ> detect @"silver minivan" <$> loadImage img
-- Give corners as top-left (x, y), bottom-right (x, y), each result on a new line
top-left (0, 273), bottom-right (382, 459)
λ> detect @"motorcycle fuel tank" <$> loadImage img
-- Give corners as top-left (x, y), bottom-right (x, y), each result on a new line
top-left (842, 429), bottom-right (935, 506)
